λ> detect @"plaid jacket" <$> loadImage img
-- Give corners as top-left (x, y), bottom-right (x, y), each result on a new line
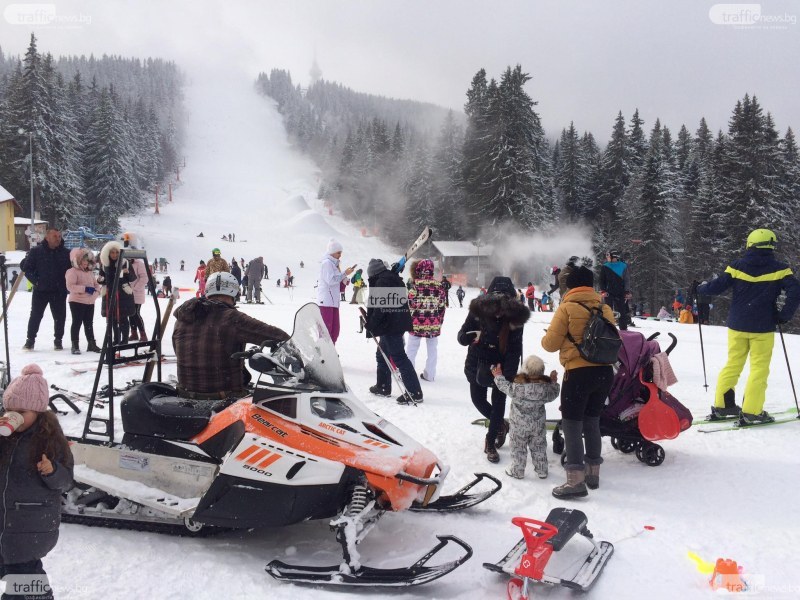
top-left (173, 298), bottom-right (290, 394)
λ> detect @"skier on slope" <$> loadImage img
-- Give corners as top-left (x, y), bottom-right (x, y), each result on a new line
top-left (697, 229), bottom-right (800, 424)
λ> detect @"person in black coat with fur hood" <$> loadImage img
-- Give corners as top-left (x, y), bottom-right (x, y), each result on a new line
top-left (97, 241), bottom-right (137, 345)
top-left (458, 276), bottom-right (530, 463)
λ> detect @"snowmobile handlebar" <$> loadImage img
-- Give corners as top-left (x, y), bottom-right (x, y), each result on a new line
top-left (230, 339), bottom-right (283, 361)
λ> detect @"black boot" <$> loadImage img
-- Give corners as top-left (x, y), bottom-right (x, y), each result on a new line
top-left (495, 418), bottom-right (510, 448)
top-left (485, 435), bottom-right (499, 463)
top-left (71, 342), bottom-right (81, 355)
top-left (710, 389), bottom-right (741, 419)
top-left (369, 384), bottom-right (391, 397)
top-left (54, 338), bottom-right (63, 350)
top-left (86, 339), bottom-right (101, 353)
top-left (22, 339), bottom-right (34, 351)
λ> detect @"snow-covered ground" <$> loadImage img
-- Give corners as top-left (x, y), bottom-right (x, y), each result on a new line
top-left (3, 72), bottom-right (800, 599)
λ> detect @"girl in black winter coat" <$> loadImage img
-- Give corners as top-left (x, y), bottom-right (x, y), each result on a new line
top-left (0, 365), bottom-right (74, 599)
top-left (98, 241), bottom-right (137, 345)
top-left (458, 277), bottom-right (530, 463)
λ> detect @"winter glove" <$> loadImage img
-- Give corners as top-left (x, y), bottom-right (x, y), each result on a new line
top-left (84, 286), bottom-right (96, 294)
top-left (121, 283), bottom-right (133, 295)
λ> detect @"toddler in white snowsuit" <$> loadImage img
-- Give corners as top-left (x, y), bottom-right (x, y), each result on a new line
top-left (492, 355), bottom-right (560, 479)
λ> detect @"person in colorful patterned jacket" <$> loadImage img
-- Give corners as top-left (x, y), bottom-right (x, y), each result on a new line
top-left (204, 248), bottom-right (230, 280)
top-left (405, 260), bottom-right (447, 382)
top-left (697, 228), bottom-right (800, 425)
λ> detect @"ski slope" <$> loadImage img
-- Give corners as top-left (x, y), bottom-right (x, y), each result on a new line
top-left (3, 72), bottom-right (800, 599)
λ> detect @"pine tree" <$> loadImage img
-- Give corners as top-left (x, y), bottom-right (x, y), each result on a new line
top-left (84, 88), bottom-right (140, 231)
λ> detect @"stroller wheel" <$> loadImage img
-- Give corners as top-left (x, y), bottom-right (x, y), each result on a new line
top-left (610, 437), bottom-right (619, 450)
top-left (617, 439), bottom-right (638, 454)
top-left (636, 443), bottom-right (665, 466)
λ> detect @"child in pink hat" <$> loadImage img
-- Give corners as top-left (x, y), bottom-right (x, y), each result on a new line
top-left (0, 364), bottom-right (73, 597)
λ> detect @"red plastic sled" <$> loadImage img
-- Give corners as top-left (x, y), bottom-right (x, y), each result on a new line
top-left (638, 374), bottom-right (681, 441)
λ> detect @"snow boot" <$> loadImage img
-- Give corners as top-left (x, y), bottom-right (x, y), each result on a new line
top-left (585, 463), bottom-right (601, 490)
top-left (369, 384), bottom-right (391, 397)
top-left (504, 467), bottom-right (524, 479)
top-left (129, 330), bottom-right (139, 341)
top-left (54, 338), bottom-right (63, 351)
top-left (71, 342), bottom-right (81, 355)
top-left (738, 411), bottom-right (775, 426)
top-left (139, 328), bottom-right (148, 342)
top-left (710, 388), bottom-right (741, 419)
top-left (86, 340), bottom-right (101, 353)
top-left (22, 339), bottom-right (34, 351)
top-left (495, 418), bottom-right (510, 449)
top-left (485, 435), bottom-right (499, 464)
top-left (552, 467), bottom-right (588, 499)
top-left (396, 391), bottom-right (423, 405)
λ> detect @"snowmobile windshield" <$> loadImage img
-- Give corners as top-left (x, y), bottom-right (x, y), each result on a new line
top-left (270, 303), bottom-right (347, 393)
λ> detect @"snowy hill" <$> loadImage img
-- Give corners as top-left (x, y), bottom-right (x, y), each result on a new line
top-left (4, 71), bottom-right (800, 599)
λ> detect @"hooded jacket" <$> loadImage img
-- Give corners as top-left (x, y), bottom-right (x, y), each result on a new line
top-left (541, 286), bottom-right (617, 370)
top-left (98, 241), bottom-right (137, 320)
top-left (21, 238), bottom-right (71, 294)
top-left (65, 248), bottom-right (100, 305)
top-left (173, 297), bottom-right (290, 394)
top-left (698, 248), bottom-right (800, 332)
top-left (130, 259), bottom-right (149, 304)
top-left (0, 421), bottom-right (74, 563)
top-left (408, 259), bottom-right (447, 338)
top-left (599, 260), bottom-right (630, 298)
top-left (457, 287), bottom-right (530, 381)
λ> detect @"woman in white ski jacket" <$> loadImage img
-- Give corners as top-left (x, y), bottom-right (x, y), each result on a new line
top-left (316, 239), bottom-right (354, 344)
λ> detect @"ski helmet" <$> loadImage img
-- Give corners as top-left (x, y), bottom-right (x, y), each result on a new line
top-left (212, 248), bottom-right (221, 256)
top-left (206, 272), bottom-right (239, 299)
top-left (746, 228), bottom-right (776, 250)
top-left (609, 250), bottom-right (621, 260)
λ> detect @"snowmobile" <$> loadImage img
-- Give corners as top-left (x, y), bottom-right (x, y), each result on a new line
top-left (63, 302), bottom-right (501, 587)
top-left (483, 508), bottom-right (614, 598)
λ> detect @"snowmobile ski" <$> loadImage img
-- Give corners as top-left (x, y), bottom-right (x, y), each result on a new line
top-left (697, 414), bottom-right (800, 433)
top-left (409, 472), bottom-right (501, 512)
top-left (392, 226), bottom-right (432, 274)
top-left (266, 534), bottom-right (472, 587)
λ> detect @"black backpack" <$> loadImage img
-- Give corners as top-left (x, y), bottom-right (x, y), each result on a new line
top-left (565, 302), bottom-right (622, 364)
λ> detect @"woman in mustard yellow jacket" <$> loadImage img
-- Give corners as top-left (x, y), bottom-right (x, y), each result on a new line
top-left (541, 266), bottom-right (617, 499)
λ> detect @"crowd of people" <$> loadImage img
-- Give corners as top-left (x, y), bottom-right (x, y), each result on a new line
top-left (3, 227), bottom-right (798, 594)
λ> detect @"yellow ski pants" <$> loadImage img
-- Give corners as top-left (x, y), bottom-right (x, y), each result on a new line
top-left (714, 329), bottom-right (775, 414)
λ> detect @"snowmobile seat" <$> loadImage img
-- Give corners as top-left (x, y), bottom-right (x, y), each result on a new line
top-left (544, 508), bottom-right (589, 551)
top-left (121, 382), bottom-right (221, 440)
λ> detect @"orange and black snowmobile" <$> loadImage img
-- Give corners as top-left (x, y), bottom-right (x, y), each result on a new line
top-left (63, 303), bottom-right (501, 587)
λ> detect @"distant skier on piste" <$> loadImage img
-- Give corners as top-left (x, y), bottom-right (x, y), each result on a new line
top-left (697, 228), bottom-right (800, 425)
top-left (599, 250), bottom-right (631, 330)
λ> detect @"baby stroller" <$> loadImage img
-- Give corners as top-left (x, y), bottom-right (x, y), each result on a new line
top-left (552, 330), bottom-right (692, 467)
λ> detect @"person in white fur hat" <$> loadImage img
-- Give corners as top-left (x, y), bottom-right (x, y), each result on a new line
top-left (316, 239), bottom-right (355, 344)
top-left (491, 355), bottom-right (560, 480)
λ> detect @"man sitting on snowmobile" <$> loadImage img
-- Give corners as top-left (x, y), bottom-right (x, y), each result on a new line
top-left (173, 272), bottom-right (290, 400)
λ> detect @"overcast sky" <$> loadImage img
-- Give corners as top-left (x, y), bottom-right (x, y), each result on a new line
top-left (1, 0), bottom-right (798, 140)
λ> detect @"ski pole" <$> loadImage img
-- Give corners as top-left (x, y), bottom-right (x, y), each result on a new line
top-left (697, 318), bottom-right (709, 391)
top-left (777, 324), bottom-right (800, 417)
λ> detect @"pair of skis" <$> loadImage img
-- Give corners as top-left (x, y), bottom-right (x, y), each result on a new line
top-left (360, 227), bottom-right (432, 406)
top-left (696, 407), bottom-right (799, 433)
